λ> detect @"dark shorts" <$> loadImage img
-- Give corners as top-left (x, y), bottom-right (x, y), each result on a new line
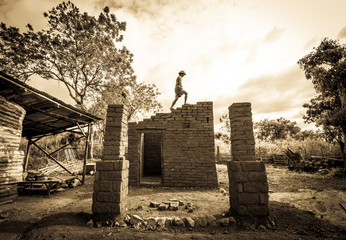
top-left (175, 87), bottom-right (187, 97)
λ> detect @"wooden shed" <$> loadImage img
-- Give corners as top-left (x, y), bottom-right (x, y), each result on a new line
top-left (0, 71), bottom-right (101, 204)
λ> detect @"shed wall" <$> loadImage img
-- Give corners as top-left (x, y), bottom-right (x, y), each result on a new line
top-left (0, 96), bottom-right (26, 203)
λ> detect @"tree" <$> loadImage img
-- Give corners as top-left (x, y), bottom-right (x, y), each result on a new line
top-left (0, 1), bottom-right (163, 158)
top-left (254, 118), bottom-right (301, 141)
top-left (0, 1), bottom-right (134, 110)
top-left (89, 76), bottom-right (162, 134)
top-left (215, 113), bottom-right (230, 144)
top-left (298, 38), bottom-right (346, 167)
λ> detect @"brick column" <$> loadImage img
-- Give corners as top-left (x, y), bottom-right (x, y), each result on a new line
top-left (92, 105), bottom-right (129, 223)
top-left (227, 103), bottom-right (269, 216)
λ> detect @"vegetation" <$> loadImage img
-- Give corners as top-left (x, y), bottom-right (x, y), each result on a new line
top-left (215, 114), bottom-right (341, 162)
top-left (254, 118), bottom-right (301, 141)
top-left (0, 0), bottom-right (162, 117)
top-left (298, 38), bottom-right (346, 166)
top-left (1, 1), bottom-right (162, 158)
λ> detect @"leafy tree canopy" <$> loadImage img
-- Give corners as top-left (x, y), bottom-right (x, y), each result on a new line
top-left (298, 38), bottom-right (346, 163)
top-left (254, 117), bottom-right (301, 141)
top-left (0, 1), bottom-right (161, 115)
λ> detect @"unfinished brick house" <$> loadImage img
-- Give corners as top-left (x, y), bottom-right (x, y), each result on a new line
top-left (128, 102), bottom-right (218, 187)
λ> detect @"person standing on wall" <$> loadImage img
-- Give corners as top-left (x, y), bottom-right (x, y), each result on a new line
top-left (170, 70), bottom-right (188, 110)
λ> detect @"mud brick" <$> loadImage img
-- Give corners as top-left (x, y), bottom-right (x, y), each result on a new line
top-left (228, 172), bottom-right (248, 182)
top-left (247, 204), bottom-right (269, 216)
top-left (97, 170), bottom-right (125, 181)
top-left (112, 180), bottom-right (126, 191)
top-left (92, 202), bottom-right (113, 213)
top-left (96, 161), bottom-right (114, 171)
top-left (97, 192), bottom-right (122, 203)
top-left (235, 205), bottom-right (250, 216)
top-left (243, 182), bottom-right (268, 193)
top-left (238, 193), bottom-right (259, 205)
top-left (113, 160), bottom-right (129, 170)
top-left (93, 180), bottom-right (113, 192)
top-left (259, 193), bottom-right (269, 205)
top-left (240, 161), bottom-right (264, 172)
top-left (248, 172), bottom-right (267, 182)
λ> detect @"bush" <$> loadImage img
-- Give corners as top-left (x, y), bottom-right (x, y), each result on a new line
top-left (256, 137), bottom-right (340, 159)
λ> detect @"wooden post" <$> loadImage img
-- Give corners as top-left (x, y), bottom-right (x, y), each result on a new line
top-left (23, 138), bottom-right (32, 174)
top-left (216, 146), bottom-right (220, 163)
top-left (31, 140), bottom-right (74, 175)
top-left (82, 123), bottom-right (91, 185)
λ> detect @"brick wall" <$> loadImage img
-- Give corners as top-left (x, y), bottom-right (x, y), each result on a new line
top-left (92, 105), bottom-right (129, 221)
top-left (0, 96), bottom-right (26, 203)
top-left (128, 102), bottom-right (218, 188)
top-left (228, 103), bottom-right (269, 216)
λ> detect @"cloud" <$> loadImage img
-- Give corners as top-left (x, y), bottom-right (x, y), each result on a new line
top-left (263, 27), bottom-right (285, 44)
top-left (337, 26), bottom-right (346, 39)
top-left (303, 36), bottom-right (319, 51)
top-left (213, 65), bottom-right (316, 124)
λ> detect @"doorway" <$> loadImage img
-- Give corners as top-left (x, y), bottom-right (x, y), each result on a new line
top-left (140, 132), bottom-right (162, 185)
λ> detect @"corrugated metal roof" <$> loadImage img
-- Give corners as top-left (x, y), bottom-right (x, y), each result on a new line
top-left (0, 71), bottom-right (102, 138)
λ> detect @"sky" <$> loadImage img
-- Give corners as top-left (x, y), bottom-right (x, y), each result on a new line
top-left (1, 0), bottom-right (346, 130)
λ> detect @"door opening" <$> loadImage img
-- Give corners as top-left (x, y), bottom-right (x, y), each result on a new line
top-left (140, 132), bottom-right (162, 185)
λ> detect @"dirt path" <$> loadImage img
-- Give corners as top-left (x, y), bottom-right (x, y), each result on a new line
top-left (0, 165), bottom-right (345, 239)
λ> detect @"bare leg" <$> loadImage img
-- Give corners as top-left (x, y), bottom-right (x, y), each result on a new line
top-left (170, 96), bottom-right (179, 110)
top-left (184, 92), bottom-right (188, 104)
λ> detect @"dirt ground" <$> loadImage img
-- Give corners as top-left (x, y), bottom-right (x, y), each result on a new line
top-left (0, 164), bottom-right (345, 240)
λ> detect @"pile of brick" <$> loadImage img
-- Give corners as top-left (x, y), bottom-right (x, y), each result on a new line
top-left (149, 199), bottom-right (195, 212)
top-left (0, 96), bottom-right (26, 204)
top-left (88, 213), bottom-right (277, 230)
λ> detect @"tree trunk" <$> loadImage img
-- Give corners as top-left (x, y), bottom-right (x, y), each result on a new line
top-left (88, 124), bottom-right (94, 160)
top-left (338, 84), bottom-right (346, 109)
top-left (338, 84), bottom-right (346, 168)
top-left (337, 140), bottom-right (346, 169)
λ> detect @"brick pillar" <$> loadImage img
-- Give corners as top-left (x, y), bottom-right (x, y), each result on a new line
top-left (227, 103), bottom-right (269, 216)
top-left (92, 105), bottom-right (129, 222)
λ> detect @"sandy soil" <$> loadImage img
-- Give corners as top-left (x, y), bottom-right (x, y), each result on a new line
top-left (0, 164), bottom-right (345, 240)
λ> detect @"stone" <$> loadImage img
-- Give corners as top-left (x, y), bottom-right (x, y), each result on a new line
top-left (179, 200), bottom-right (184, 206)
top-left (258, 224), bottom-right (267, 230)
top-left (173, 217), bottom-right (185, 227)
top-left (87, 219), bottom-right (94, 228)
top-left (124, 214), bottom-right (131, 224)
top-left (170, 201), bottom-right (179, 211)
top-left (158, 203), bottom-right (169, 211)
top-left (149, 202), bottom-right (160, 208)
top-left (165, 217), bottom-right (173, 228)
top-left (219, 188), bottom-right (227, 195)
top-left (157, 217), bottom-right (166, 230)
top-left (147, 217), bottom-right (157, 230)
top-left (206, 215), bottom-right (217, 226)
top-left (198, 216), bottom-right (208, 227)
top-left (130, 215), bottom-right (143, 225)
top-left (183, 217), bottom-right (195, 227)
top-left (217, 218), bottom-right (229, 227)
top-left (229, 216), bottom-right (237, 225)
